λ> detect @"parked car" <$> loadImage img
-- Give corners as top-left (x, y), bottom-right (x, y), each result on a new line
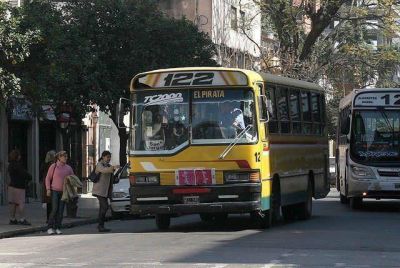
top-left (110, 177), bottom-right (131, 218)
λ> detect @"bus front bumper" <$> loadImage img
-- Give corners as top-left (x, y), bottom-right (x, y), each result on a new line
top-left (130, 184), bottom-right (262, 215)
top-left (130, 201), bottom-right (261, 215)
top-left (348, 179), bottom-right (400, 198)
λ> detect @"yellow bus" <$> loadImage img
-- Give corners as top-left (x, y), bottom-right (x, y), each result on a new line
top-left (123, 67), bottom-right (329, 230)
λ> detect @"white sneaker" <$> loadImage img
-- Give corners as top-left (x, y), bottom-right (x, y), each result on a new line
top-left (47, 228), bottom-right (55, 235)
top-left (55, 229), bottom-right (62, 235)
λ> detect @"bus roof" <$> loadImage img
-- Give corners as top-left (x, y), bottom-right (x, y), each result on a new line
top-left (260, 72), bottom-right (324, 92)
top-left (130, 67), bottom-right (324, 92)
top-left (339, 88), bottom-right (400, 109)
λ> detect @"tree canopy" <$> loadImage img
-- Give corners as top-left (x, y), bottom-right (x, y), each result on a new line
top-left (259, 0), bottom-right (400, 137)
top-left (0, 2), bottom-right (39, 103)
top-left (16, 0), bottom-right (217, 163)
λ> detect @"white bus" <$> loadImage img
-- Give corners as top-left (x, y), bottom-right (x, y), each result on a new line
top-left (336, 88), bottom-right (400, 209)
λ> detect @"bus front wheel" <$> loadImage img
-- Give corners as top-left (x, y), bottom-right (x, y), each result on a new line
top-left (155, 214), bottom-right (171, 230)
top-left (251, 210), bottom-right (272, 229)
top-left (282, 204), bottom-right (297, 221)
top-left (340, 193), bottom-right (349, 204)
top-left (350, 197), bottom-right (362, 209)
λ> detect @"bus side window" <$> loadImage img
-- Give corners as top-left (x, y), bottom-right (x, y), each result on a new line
top-left (289, 89), bottom-right (301, 134)
top-left (311, 93), bottom-right (321, 135)
top-left (320, 94), bottom-right (326, 135)
top-left (301, 92), bottom-right (312, 134)
top-left (266, 84), bottom-right (279, 133)
top-left (277, 86), bottom-right (290, 133)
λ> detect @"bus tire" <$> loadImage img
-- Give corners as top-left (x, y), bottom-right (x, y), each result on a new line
top-left (251, 210), bottom-right (272, 229)
top-left (155, 214), bottom-right (171, 230)
top-left (350, 197), bottom-right (362, 210)
top-left (282, 204), bottom-right (296, 221)
top-left (296, 181), bottom-right (313, 220)
top-left (271, 176), bottom-right (281, 223)
top-left (199, 213), bottom-right (214, 222)
top-left (214, 213), bottom-right (228, 223)
top-left (340, 193), bottom-right (349, 204)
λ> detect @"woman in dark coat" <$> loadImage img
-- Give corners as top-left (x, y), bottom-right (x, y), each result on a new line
top-left (92, 151), bottom-right (119, 232)
top-left (7, 149), bottom-right (32, 225)
top-left (39, 150), bottom-right (56, 223)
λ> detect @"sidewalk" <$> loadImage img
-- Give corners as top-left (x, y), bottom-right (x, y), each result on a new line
top-left (0, 194), bottom-right (101, 239)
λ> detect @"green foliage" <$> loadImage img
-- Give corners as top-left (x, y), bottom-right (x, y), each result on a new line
top-left (17, 0), bottom-right (216, 119)
top-left (261, 0), bottom-right (400, 138)
top-left (0, 2), bottom-right (39, 103)
top-left (56, 0), bottom-right (216, 117)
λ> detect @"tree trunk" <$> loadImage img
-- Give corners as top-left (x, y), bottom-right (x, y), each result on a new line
top-left (117, 126), bottom-right (128, 167)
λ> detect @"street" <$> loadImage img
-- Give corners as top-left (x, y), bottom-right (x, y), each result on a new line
top-left (1, 196), bottom-right (400, 267)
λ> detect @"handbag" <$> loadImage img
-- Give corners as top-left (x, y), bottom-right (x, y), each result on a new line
top-left (89, 168), bottom-right (100, 183)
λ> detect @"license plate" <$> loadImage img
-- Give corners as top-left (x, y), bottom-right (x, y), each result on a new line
top-left (183, 196), bottom-right (199, 204)
top-left (176, 169), bottom-right (215, 185)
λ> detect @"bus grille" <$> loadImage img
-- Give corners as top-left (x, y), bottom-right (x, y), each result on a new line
top-left (378, 170), bottom-right (400, 178)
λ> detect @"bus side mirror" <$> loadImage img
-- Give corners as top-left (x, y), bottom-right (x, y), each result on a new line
top-left (259, 95), bottom-right (268, 121)
top-left (266, 99), bottom-right (274, 117)
top-left (340, 115), bottom-right (350, 135)
top-left (117, 98), bottom-right (134, 129)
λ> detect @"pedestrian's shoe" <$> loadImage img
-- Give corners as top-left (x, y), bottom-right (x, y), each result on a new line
top-left (18, 219), bottom-right (31, 226)
top-left (9, 219), bottom-right (18, 225)
top-left (98, 226), bottom-right (111, 233)
top-left (55, 229), bottom-right (62, 235)
top-left (47, 228), bottom-right (55, 235)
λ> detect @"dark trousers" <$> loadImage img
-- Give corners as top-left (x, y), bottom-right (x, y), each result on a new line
top-left (66, 197), bottom-right (78, 218)
top-left (97, 196), bottom-right (108, 227)
top-left (48, 191), bottom-right (65, 229)
top-left (46, 202), bottom-right (52, 222)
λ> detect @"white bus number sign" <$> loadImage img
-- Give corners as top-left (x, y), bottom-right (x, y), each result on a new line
top-left (163, 73), bottom-right (214, 86)
top-left (354, 92), bottom-right (400, 107)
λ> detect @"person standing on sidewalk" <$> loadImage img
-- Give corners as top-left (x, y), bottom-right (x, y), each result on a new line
top-left (40, 150), bottom-right (56, 223)
top-left (92, 151), bottom-right (119, 232)
top-left (7, 149), bottom-right (32, 225)
top-left (45, 151), bottom-right (74, 235)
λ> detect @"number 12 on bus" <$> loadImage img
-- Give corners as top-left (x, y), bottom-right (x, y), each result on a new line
top-left (119, 67), bottom-right (329, 230)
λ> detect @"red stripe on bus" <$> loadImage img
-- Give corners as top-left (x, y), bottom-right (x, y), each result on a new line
top-left (173, 188), bottom-right (211, 194)
top-left (235, 160), bottom-right (250, 169)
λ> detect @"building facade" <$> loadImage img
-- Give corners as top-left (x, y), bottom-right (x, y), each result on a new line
top-left (159, 0), bottom-right (262, 69)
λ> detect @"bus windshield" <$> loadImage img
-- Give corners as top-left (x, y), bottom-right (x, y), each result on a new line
top-left (350, 110), bottom-right (400, 163)
top-left (131, 88), bottom-right (257, 154)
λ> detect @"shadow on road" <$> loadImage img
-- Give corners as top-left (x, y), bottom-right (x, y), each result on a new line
top-left (19, 198), bottom-right (400, 266)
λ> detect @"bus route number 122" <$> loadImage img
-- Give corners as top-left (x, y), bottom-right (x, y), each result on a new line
top-left (164, 72), bottom-right (214, 87)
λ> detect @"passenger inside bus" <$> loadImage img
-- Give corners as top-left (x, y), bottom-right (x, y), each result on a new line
top-left (218, 101), bottom-right (245, 139)
top-left (142, 110), bottom-right (166, 151)
top-left (170, 106), bottom-right (188, 147)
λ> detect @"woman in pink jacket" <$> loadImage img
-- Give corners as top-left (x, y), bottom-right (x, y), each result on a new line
top-left (45, 151), bottom-right (74, 235)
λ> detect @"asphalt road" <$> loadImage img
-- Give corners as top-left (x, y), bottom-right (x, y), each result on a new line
top-left (1, 197), bottom-right (400, 267)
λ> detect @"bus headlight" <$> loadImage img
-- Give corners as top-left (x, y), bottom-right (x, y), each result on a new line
top-left (224, 171), bottom-right (260, 183)
top-left (131, 174), bottom-right (160, 185)
top-left (351, 166), bottom-right (374, 178)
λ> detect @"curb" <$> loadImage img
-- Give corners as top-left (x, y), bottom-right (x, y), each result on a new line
top-left (0, 218), bottom-right (99, 239)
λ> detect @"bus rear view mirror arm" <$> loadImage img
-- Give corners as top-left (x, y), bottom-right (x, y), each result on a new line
top-left (117, 97), bottom-right (135, 130)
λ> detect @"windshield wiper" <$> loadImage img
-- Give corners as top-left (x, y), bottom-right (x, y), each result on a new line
top-left (219, 125), bottom-right (253, 160)
top-left (379, 109), bottom-right (395, 134)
